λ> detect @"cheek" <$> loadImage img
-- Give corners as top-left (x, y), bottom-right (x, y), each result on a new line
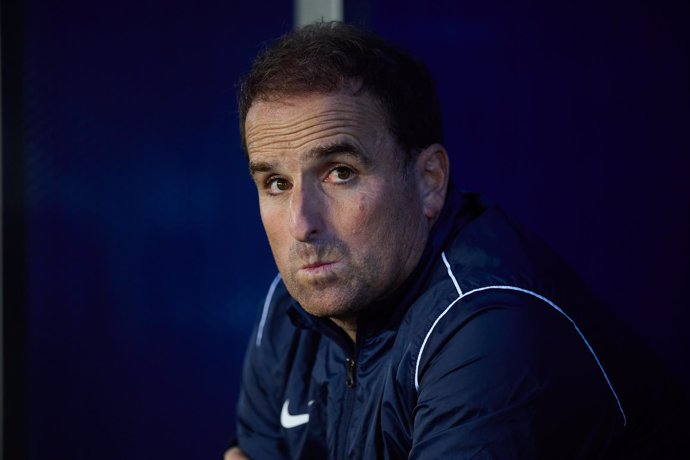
top-left (260, 206), bottom-right (289, 253)
top-left (349, 196), bottom-right (370, 235)
top-left (340, 189), bottom-right (391, 238)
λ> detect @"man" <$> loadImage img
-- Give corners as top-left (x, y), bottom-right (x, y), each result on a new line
top-left (227, 22), bottom-right (684, 459)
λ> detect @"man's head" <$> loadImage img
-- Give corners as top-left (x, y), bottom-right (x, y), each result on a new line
top-left (238, 21), bottom-right (444, 163)
top-left (240, 23), bottom-right (449, 331)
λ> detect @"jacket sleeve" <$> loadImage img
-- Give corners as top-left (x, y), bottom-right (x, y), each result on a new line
top-left (410, 294), bottom-right (623, 459)
top-left (235, 280), bottom-right (289, 459)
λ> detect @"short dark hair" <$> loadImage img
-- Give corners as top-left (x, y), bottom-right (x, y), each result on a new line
top-left (237, 21), bottom-right (444, 161)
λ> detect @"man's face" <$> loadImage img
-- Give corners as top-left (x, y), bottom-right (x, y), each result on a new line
top-left (245, 91), bottom-right (430, 320)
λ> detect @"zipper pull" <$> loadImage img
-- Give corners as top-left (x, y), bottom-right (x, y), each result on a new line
top-left (346, 358), bottom-right (356, 388)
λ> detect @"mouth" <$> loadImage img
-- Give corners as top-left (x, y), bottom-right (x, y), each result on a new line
top-left (299, 260), bottom-right (341, 275)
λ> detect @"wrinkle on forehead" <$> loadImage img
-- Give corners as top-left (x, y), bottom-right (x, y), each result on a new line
top-left (245, 93), bottom-right (390, 157)
top-left (246, 109), bottom-right (378, 153)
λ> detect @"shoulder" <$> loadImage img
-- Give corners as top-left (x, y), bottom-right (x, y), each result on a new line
top-left (412, 281), bottom-right (586, 390)
top-left (404, 210), bottom-right (576, 384)
top-left (401, 222), bottom-right (627, 425)
top-left (413, 284), bottom-right (590, 370)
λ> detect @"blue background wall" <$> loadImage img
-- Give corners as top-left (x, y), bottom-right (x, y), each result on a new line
top-left (3, 0), bottom-right (688, 458)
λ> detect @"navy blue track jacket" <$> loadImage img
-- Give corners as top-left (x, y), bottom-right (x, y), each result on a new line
top-left (235, 184), bottom-right (686, 459)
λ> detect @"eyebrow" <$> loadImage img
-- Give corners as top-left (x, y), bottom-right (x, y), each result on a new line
top-left (307, 141), bottom-right (370, 164)
top-left (248, 160), bottom-right (273, 176)
top-left (248, 141), bottom-right (370, 176)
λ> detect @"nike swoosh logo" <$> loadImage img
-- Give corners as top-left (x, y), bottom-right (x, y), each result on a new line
top-left (280, 399), bottom-right (313, 429)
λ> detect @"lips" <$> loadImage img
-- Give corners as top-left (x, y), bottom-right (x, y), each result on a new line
top-left (301, 261), bottom-right (334, 269)
top-left (293, 243), bottom-right (346, 276)
top-left (299, 260), bottom-right (341, 275)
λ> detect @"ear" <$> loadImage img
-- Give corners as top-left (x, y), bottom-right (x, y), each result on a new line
top-left (414, 143), bottom-right (449, 224)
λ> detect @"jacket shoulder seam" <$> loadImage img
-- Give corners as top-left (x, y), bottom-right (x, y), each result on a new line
top-left (256, 272), bottom-right (282, 347)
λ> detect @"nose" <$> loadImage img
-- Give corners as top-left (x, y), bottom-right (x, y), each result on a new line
top-left (289, 182), bottom-right (323, 241)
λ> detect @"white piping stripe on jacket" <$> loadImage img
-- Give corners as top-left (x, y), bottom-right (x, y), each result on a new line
top-left (415, 252), bottom-right (627, 426)
top-left (256, 273), bottom-right (282, 347)
top-left (442, 252), bottom-right (463, 296)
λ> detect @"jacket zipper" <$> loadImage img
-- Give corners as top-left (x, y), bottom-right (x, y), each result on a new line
top-left (345, 358), bottom-right (356, 388)
top-left (337, 354), bottom-right (358, 459)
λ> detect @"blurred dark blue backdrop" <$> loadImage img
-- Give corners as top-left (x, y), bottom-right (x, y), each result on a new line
top-left (3, 0), bottom-right (688, 459)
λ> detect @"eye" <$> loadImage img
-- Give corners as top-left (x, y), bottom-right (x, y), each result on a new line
top-left (326, 166), bottom-right (356, 184)
top-left (266, 177), bottom-right (291, 194)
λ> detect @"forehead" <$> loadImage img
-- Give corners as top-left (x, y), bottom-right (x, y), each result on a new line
top-left (244, 91), bottom-right (392, 159)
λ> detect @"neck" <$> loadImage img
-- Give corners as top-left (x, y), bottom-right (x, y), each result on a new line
top-left (330, 315), bottom-right (357, 342)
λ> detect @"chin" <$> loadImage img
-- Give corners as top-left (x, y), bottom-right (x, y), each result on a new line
top-left (300, 300), bottom-right (355, 319)
top-left (294, 289), bottom-right (362, 319)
